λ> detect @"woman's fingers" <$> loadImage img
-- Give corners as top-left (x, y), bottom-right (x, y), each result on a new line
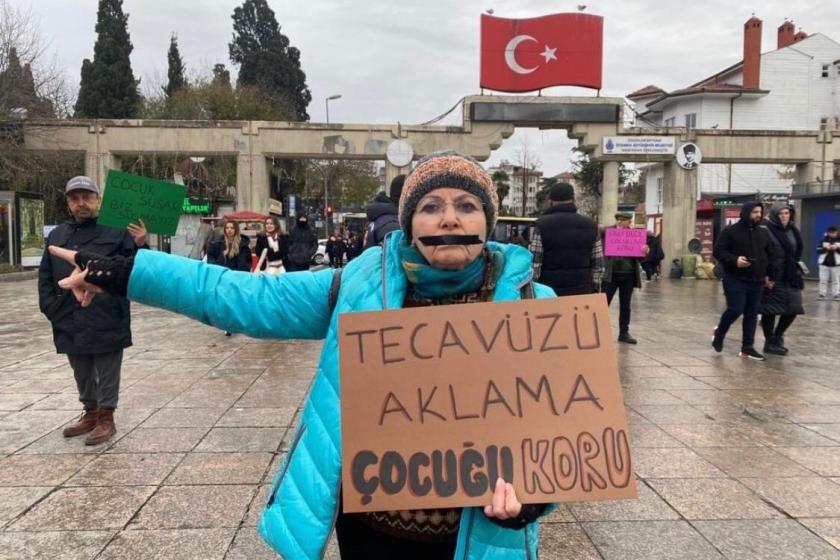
top-left (504, 482), bottom-right (522, 518)
top-left (49, 246), bottom-right (78, 266)
top-left (57, 266), bottom-right (103, 307)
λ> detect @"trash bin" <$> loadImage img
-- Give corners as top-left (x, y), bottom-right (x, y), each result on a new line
top-left (681, 254), bottom-right (698, 279)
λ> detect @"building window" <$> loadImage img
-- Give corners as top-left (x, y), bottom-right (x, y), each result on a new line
top-left (656, 177), bottom-right (663, 213)
top-left (664, 117), bottom-right (675, 127)
top-left (820, 117), bottom-right (828, 130)
top-left (685, 113), bottom-right (697, 129)
top-left (822, 64), bottom-right (830, 78)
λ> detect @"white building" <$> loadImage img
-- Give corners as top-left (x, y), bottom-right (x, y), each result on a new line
top-left (486, 161), bottom-right (543, 216)
top-left (629, 17), bottom-right (840, 214)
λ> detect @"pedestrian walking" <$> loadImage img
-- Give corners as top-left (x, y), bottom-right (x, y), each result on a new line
top-left (818, 225), bottom-right (840, 300)
top-left (51, 151), bottom-right (557, 560)
top-left (37, 176), bottom-right (147, 446)
top-left (364, 174), bottom-right (404, 250)
top-left (285, 215), bottom-right (318, 272)
top-left (602, 213), bottom-right (649, 344)
top-left (712, 201), bottom-right (779, 360)
top-left (641, 232), bottom-right (665, 281)
top-left (206, 220), bottom-right (252, 271)
top-left (530, 182), bottom-right (603, 296)
top-left (760, 204), bottom-right (805, 355)
top-left (255, 216), bottom-right (288, 275)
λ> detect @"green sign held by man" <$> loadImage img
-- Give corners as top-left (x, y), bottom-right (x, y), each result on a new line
top-left (98, 171), bottom-right (187, 236)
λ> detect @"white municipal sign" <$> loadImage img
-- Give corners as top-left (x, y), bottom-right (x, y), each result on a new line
top-left (602, 136), bottom-right (676, 155)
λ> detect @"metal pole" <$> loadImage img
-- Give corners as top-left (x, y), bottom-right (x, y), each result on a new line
top-left (325, 98), bottom-right (330, 126)
top-left (324, 165), bottom-right (330, 237)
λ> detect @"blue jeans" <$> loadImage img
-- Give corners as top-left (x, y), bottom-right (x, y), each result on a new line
top-left (716, 274), bottom-right (763, 350)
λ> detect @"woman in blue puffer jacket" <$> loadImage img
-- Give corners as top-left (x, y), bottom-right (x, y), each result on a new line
top-left (50, 151), bottom-right (557, 560)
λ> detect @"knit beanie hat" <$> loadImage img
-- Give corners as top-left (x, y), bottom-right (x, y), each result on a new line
top-left (398, 151), bottom-right (499, 241)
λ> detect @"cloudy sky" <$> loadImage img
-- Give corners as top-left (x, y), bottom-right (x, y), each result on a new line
top-left (11, 0), bottom-right (840, 175)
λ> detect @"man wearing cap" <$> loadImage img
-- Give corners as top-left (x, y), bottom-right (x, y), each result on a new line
top-left (530, 182), bottom-right (602, 296)
top-left (37, 176), bottom-right (147, 445)
top-left (602, 213), bottom-right (649, 344)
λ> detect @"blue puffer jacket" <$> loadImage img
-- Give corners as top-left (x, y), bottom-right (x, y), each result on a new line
top-left (128, 230), bottom-right (556, 560)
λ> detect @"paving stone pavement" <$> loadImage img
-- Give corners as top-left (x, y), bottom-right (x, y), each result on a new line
top-left (1, 277), bottom-right (839, 559)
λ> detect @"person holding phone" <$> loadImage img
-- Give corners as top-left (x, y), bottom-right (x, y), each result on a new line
top-left (712, 202), bottom-right (778, 360)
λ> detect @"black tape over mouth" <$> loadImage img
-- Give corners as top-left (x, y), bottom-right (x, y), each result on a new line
top-left (417, 235), bottom-right (484, 246)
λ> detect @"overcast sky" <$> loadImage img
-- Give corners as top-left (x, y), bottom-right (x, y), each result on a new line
top-left (11, 0), bottom-right (840, 176)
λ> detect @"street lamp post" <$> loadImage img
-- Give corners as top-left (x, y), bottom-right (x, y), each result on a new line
top-left (324, 94), bottom-right (342, 236)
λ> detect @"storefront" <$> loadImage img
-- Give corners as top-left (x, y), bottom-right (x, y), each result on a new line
top-left (0, 191), bottom-right (45, 268)
top-left (791, 183), bottom-right (840, 279)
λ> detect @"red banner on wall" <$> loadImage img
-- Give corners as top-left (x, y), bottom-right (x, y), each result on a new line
top-left (480, 13), bottom-right (603, 93)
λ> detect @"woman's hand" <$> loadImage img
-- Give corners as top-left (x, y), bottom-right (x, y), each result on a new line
top-left (48, 246), bottom-right (103, 307)
top-left (483, 478), bottom-right (522, 521)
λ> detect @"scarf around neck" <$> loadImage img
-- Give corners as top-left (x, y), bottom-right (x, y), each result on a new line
top-left (399, 243), bottom-right (503, 300)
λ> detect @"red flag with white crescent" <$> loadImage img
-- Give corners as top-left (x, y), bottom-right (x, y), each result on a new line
top-left (480, 13), bottom-right (603, 92)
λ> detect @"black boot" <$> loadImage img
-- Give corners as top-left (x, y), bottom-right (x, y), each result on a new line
top-left (775, 335), bottom-right (789, 354)
top-left (763, 337), bottom-right (787, 356)
top-left (618, 332), bottom-right (638, 344)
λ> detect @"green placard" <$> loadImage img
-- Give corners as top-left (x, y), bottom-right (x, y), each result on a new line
top-left (98, 170), bottom-right (187, 235)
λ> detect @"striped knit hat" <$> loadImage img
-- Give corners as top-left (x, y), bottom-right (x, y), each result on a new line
top-left (398, 151), bottom-right (499, 241)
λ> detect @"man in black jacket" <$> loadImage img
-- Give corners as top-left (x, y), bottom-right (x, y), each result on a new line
top-left (530, 182), bottom-right (602, 296)
top-left (712, 201), bottom-right (778, 360)
top-left (286, 216), bottom-right (318, 271)
top-left (38, 176), bottom-right (147, 445)
top-left (364, 175), bottom-right (404, 250)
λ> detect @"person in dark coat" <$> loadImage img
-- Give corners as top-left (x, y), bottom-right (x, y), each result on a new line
top-left (38, 176), bottom-right (147, 446)
top-left (530, 182), bottom-right (602, 296)
top-left (255, 216), bottom-right (288, 275)
top-left (364, 175), bottom-right (404, 249)
top-left (641, 233), bottom-right (665, 281)
top-left (325, 234), bottom-right (346, 268)
top-left (760, 204), bottom-right (804, 355)
top-left (206, 220), bottom-right (252, 272)
top-left (712, 201), bottom-right (779, 361)
top-left (602, 213), bottom-right (648, 344)
top-left (286, 216), bottom-right (318, 271)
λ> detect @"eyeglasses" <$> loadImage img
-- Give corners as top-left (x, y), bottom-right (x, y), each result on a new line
top-left (416, 195), bottom-right (484, 218)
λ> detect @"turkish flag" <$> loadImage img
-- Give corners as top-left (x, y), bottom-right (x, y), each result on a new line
top-left (480, 13), bottom-right (603, 92)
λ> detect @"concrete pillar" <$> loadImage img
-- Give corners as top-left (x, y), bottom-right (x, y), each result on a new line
top-left (384, 161), bottom-right (411, 193)
top-left (662, 162), bottom-right (697, 261)
top-left (795, 161), bottom-right (835, 186)
top-left (84, 152), bottom-right (120, 191)
top-left (599, 161), bottom-right (619, 226)
top-left (236, 153), bottom-right (269, 214)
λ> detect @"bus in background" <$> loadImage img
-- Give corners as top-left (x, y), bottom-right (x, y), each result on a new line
top-left (490, 216), bottom-right (537, 246)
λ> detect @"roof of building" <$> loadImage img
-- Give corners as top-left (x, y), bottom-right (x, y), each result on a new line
top-left (627, 85), bottom-right (666, 99)
top-left (626, 25), bottom-right (838, 110)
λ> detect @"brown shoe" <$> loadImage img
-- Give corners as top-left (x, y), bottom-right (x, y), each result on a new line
top-left (85, 408), bottom-right (116, 446)
top-left (63, 406), bottom-right (99, 438)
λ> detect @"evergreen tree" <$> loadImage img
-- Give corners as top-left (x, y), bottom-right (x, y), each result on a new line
top-left (211, 63), bottom-right (232, 89)
top-left (74, 0), bottom-right (140, 118)
top-left (0, 47), bottom-right (53, 117)
top-left (228, 0), bottom-right (311, 120)
top-left (164, 34), bottom-right (187, 97)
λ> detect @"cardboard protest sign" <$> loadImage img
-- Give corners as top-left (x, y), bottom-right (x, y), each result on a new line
top-left (605, 228), bottom-right (647, 258)
top-left (98, 170), bottom-right (186, 235)
top-left (339, 294), bottom-right (637, 513)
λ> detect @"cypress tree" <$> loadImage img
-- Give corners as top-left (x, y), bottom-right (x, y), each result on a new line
top-left (164, 34), bottom-right (187, 97)
top-left (229, 0), bottom-right (312, 121)
top-left (75, 0), bottom-right (140, 118)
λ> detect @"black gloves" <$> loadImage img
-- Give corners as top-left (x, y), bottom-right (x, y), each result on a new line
top-left (74, 251), bottom-right (135, 297)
